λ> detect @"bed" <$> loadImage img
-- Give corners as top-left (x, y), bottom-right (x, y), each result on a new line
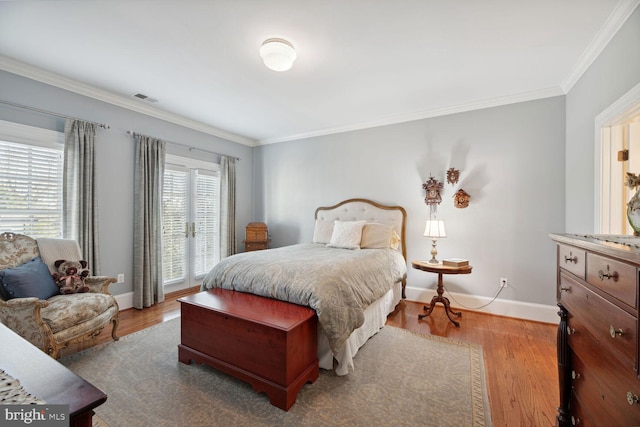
top-left (201, 198), bottom-right (407, 375)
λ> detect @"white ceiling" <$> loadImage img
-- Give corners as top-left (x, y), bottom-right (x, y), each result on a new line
top-left (0, 1), bottom-right (637, 146)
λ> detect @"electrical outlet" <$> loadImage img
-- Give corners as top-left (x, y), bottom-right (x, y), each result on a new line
top-left (117, 273), bottom-right (125, 283)
top-left (500, 277), bottom-right (508, 288)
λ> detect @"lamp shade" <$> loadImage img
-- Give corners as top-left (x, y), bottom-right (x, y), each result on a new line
top-left (424, 219), bottom-right (446, 238)
top-left (260, 38), bottom-right (296, 72)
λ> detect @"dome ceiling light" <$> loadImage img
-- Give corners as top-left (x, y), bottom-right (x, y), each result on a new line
top-left (260, 38), bottom-right (296, 72)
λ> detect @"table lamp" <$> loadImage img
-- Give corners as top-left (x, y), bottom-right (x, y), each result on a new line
top-left (424, 218), bottom-right (446, 264)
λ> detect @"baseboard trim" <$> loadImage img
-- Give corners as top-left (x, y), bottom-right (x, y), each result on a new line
top-left (114, 292), bottom-right (134, 310)
top-left (113, 285), bottom-right (200, 311)
top-left (115, 287), bottom-right (559, 324)
top-left (405, 286), bottom-right (559, 324)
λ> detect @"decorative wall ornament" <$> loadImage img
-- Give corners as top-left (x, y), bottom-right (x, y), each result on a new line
top-left (423, 176), bottom-right (443, 216)
top-left (446, 168), bottom-right (460, 185)
top-left (453, 189), bottom-right (471, 209)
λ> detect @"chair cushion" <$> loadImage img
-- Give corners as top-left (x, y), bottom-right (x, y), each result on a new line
top-left (42, 293), bottom-right (116, 334)
top-left (0, 256), bottom-right (60, 300)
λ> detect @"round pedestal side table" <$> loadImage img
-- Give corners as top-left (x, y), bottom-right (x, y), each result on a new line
top-left (411, 260), bottom-right (473, 327)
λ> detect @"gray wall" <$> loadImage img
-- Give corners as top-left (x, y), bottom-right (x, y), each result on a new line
top-left (253, 6), bottom-right (640, 309)
top-left (566, 7), bottom-right (640, 233)
top-left (254, 96), bottom-right (566, 306)
top-left (0, 70), bottom-right (253, 297)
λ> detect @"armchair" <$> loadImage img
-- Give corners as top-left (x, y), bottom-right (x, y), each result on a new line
top-left (0, 232), bottom-right (119, 358)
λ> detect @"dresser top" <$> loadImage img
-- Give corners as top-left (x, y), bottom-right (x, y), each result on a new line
top-left (550, 233), bottom-right (640, 265)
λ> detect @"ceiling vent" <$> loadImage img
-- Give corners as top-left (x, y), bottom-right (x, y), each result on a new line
top-left (132, 93), bottom-right (158, 103)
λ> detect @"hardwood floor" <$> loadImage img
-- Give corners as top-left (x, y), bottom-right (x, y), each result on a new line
top-left (386, 300), bottom-right (558, 427)
top-left (73, 289), bottom-right (559, 427)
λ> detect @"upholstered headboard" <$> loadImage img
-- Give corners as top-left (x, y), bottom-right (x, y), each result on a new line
top-left (315, 198), bottom-right (407, 261)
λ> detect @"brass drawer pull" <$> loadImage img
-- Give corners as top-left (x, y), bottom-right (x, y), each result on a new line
top-left (564, 253), bottom-right (578, 263)
top-left (610, 325), bottom-right (624, 338)
top-left (598, 265), bottom-right (619, 281)
top-left (627, 392), bottom-right (639, 405)
top-left (567, 327), bottom-right (576, 336)
top-left (571, 416), bottom-right (580, 425)
top-left (559, 286), bottom-right (570, 293)
top-left (571, 370), bottom-right (581, 380)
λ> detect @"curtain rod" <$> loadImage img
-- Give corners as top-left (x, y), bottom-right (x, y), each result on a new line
top-left (127, 130), bottom-right (241, 161)
top-left (0, 99), bottom-right (110, 129)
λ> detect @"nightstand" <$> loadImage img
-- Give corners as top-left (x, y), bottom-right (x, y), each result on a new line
top-left (244, 222), bottom-right (271, 252)
top-left (411, 260), bottom-right (473, 327)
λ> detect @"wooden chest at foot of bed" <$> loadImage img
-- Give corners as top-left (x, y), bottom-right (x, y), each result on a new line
top-left (178, 288), bottom-right (319, 411)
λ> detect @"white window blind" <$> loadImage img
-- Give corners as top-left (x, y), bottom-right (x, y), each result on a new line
top-left (0, 122), bottom-right (64, 238)
top-left (162, 168), bottom-right (188, 283)
top-left (194, 170), bottom-right (219, 276)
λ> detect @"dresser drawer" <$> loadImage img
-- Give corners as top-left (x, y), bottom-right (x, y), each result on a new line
top-left (558, 244), bottom-right (585, 279)
top-left (586, 253), bottom-right (637, 308)
top-left (245, 241), bottom-right (269, 251)
top-left (570, 392), bottom-right (596, 427)
top-left (571, 351), bottom-right (640, 426)
top-left (559, 273), bottom-right (636, 372)
top-left (246, 229), bottom-right (268, 240)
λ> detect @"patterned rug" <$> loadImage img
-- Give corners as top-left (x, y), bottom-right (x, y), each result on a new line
top-left (60, 318), bottom-right (491, 427)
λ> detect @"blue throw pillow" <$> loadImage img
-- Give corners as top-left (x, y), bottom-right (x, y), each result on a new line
top-left (0, 256), bottom-right (60, 300)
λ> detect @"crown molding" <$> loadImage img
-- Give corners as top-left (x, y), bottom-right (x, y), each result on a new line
top-left (258, 86), bottom-right (565, 145)
top-left (561, 0), bottom-right (640, 93)
top-left (0, 55), bottom-right (257, 147)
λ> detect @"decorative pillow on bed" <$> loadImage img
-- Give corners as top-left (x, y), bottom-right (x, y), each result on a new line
top-left (390, 230), bottom-right (401, 250)
top-left (327, 220), bottom-right (367, 249)
top-left (313, 219), bottom-right (334, 244)
top-left (0, 256), bottom-right (60, 301)
top-left (361, 223), bottom-right (394, 249)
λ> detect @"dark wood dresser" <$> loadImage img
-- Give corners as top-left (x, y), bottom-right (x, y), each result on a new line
top-left (0, 323), bottom-right (106, 427)
top-left (550, 233), bottom-right (640, 426)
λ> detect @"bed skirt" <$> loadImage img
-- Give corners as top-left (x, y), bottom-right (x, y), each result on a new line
top-left (318, 281), bottom-right (403, 376)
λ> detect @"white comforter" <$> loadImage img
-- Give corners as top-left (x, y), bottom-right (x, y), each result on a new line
top-left (201, 243), bottom-right (406, 354)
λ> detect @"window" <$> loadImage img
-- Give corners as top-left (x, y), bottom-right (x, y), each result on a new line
top-left (162, 154), bottom-right (220, 291)
top-left (0, 120), bottom-right (64, 238)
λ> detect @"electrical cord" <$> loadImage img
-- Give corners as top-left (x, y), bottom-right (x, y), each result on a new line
top-left (442, 282), bottom-right (506, 310)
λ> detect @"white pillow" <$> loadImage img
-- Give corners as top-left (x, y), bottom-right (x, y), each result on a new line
top-left (361, 223), bottom-right (394, 249)
top-left (328, 220), bottom-right (367, 249)
top-left (313, 219), bottom-right (334, 244)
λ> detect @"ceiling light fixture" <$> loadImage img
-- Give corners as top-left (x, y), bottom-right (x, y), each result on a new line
top-left (260, 38), bottom-right (296, 72)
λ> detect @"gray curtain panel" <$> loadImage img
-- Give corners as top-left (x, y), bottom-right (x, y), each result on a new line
top-left (133, 134), bottom-right (166, 309)
top-left (220, 155), bottom-right (237, 257)
top-left (63, 119), bottom-right (100, 274)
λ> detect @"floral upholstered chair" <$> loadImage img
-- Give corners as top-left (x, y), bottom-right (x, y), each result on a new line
top-left (0, 232), bottom-right (119, 358)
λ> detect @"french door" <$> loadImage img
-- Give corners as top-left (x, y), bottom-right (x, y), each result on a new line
top-left (162, 157), bottom-right (220, 292)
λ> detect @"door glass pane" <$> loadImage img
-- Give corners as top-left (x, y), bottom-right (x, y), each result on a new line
top-left (162, 168), bottom-right (188, 283)
top-left (194, 171), bottom-right (219, 276)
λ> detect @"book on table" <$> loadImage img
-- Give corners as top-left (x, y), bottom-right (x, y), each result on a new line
top-left (442, 258), bottom-right (469, 267)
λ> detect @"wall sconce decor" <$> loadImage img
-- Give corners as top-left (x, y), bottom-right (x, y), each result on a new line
top-left (446, 168), bottom-right (460, 185)
top-left (453, 189), bottom-right (471, 208)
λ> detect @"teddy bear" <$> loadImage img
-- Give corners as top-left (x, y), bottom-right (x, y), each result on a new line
top-left (52, 259), bottom-right (90, 294)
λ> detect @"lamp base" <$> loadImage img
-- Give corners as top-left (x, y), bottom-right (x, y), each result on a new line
top-left (428, 238), bottom-right (440, 264)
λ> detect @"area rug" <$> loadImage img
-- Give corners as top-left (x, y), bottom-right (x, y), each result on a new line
top-left (60, 318), bottom-right (491, 427)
